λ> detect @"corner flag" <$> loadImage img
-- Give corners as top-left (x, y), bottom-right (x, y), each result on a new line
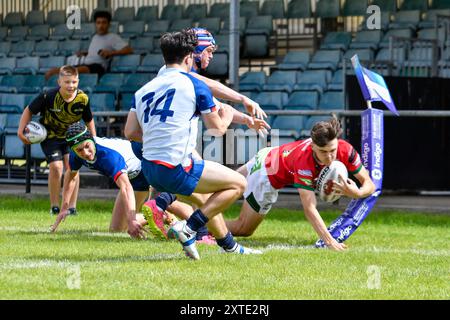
top-left (351, 55), bottom-right (399, 116)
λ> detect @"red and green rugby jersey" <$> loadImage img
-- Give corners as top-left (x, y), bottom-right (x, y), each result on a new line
top-left (264, 138), bottom-right (363, 191)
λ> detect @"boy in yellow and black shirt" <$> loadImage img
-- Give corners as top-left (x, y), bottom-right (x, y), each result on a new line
top-left (18, 65), bottom-right (96, 215)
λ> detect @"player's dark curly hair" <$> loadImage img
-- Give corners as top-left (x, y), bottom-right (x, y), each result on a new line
top-left (160, 29), bottom-right (198, 65)
top-left (66, 122), bottom-right (93, 148)
top-left (310, 114), bottom-right (342, 147)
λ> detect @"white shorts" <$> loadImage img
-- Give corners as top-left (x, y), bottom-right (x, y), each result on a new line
top-left (243, 147), bottom-right (279, 215)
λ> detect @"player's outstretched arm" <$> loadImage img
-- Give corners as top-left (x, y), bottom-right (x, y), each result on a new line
top-left (298, 188), bottom-right (347, 252)
top-left (190, 72), bottom-right (267, 119)
top-left (17, 107), bottom-right (33, 145)
top-left (50, 170), bottom-right (78, 232)
top-left (204, 107), bottom-right (233, 136)
top-left (115, 174), bottom-right (147, 239)
top-left (124, 111), bottom-right (143, 142)
top-left (85, 119), bottom-right (97, 137)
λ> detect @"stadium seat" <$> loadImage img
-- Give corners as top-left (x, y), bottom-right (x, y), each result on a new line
top-left (169, 19), bottom-right (194, 32)
top-left (343, 49), bottom-right (373, 64)
top-left (47, 10), bottom-right (66, 27)
top-left (342, 0), bottom-right (368, 16)
top-left (17, 75), bottom-right (46, 93)
top-left (143, 20), bottom-right (170, 38)
top-left (113, 7), bottom-right (135, 24)
top-left (89, 93), bottom-right (116, 112)
top-left (431, 0), bottom-right (450, 9)
top-left (271, 115), bottom-right (306, 139)
top-left (316, 0), bottom-right (341, 18)
top-left (240, 1), bottom-right (260, 19)
top-left (14, 57), bottom-right (39, 75)
top-left (57, 39), bottom-right (81, 56)
top-left (303, 115), bottom-right (333, 134)
top-left (214, 34), bottom-right (230, 53)
top-left (121, 21), bottom-right (145, 39)
top-left (293, 70), bottom-right (331, 94)
top-left (129, 36), bottom-right (154, 55)
top-left (4, 12), bottom-right (24, 27)
top-left (379, 29), bottom-right (413, 48)
top-left (137, 54), bottom-right (165, 73)
top-left (419, 9), bottom-right (450, 28)
top-left (0, 94), bottom-right (26, 112)
top-left (220, 17), bottom-right (247, 36)
top-left (389, 10), bottom-right (421, 30)
top-left (161, 4), bottom-right (184, 22)
top-left (71, 23), bottom-right (95, 40)
top-left (371, 0), bottom-right (397, 12)
top-left (45, 74), bottom-right (59, 89)
top-left (307, 50), bottom-right (341, 71)
top-left (49, 24), bottom-right (74, 41)
top-left (38, 56), bottom-right (66, 74)
top-left (244, 16), bottom-right (273, 58)
top-left (6, 26), bottom-right (29, 42)
top-left (375, 47), bottom-right (406, 64)
top-left (136, 6), bottom-right (159, 22)
top-left (400, 0), bottom-right (428, 10)
top-left (263, 71), bottom-right (299, 93)
top-left (285, 91), bottom-right (319, 110)
top-left (328, 69), bottom-right (344, 91)
top-left (25, 10), bottom-right (44, 27)
top-left (119, 93), bottom-right (135, 111)
top-left (33, 40), bottom-right (58, 57)
top-left (277, 51), bottom-right (310, 71)
top-left (416, 27), bottom-right (446, 43)
top-left (198, 18), bottom-right (221, 35)
top-left (349, 30), bottom-right (383, 50)
top-left (0, 27), bottom-right (7, 40)
top-left (0, 57), bottom-right (16, 75)
top-left (3, 134), bottom-right (24, 159)
top-left (0, 42), bottom-right (11, 58)
top-left (286, 0), bottom-right (312, 18)
top-left (110, 54), bottom-right (141, 73)
top-left (404, 47), bottom-right (435, 67)
top-left (78, 73), bottom-right (98, 93)
top-left (318, 91), bottom-right (345, 110)
top-left (26, 24), bottom-right (50, 41)
top-left (31, 142), bottom-right (46, 160)
top-left (0, 75), bottom-right (26, 93)
top-left (119, 73), bottom-right (154, 93)
top-left (8, 41), bottom-right (35, 58)
top-left (261, 0), bottom-right (285, 19)
top-left (254, 91), bottom-right (289, 110)
top-left (94, 73), bottom-right (125, 95)
top-left (205, 52), bottom-right (228, 78)
top-left (184, 4), bottom-right (207, 21)
top-left (209, 3), bottom-right (230, 21)
top-left (239, 71), bottom-right (267, 92)
top-left (320, 32), bottom-right (352, 51)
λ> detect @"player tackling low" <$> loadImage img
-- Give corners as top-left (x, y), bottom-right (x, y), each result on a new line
top-left (225, 117), bottom-right (376, 251)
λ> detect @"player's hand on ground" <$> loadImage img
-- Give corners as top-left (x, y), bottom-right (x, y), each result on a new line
top-left (326, 240), bottom-right (347, 252)
top-left (333, 175), bottom-right (360, 198)
top-left (127, 219), bottom-right (148, 239)
top-left (242, 96), bottom-right (267, 119)
top-left (49, 210), bottom-right (69, 233)
top-left (244, 115), bottom-right (271, 137)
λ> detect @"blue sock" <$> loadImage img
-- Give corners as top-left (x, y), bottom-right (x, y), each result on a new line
top-left (195, 225), bottom-right (209, 240)
top-left (216, 232), bottom-right (237, 251)
top-left (155, 192), bottom-right (176, 212)
top-left (186, 209), bottom-right (209, 232)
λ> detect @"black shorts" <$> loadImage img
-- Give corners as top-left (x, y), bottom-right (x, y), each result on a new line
top-left (40, 138), bottom-right (70, 163)
top-left (78, 63), bottom-right (106, 77)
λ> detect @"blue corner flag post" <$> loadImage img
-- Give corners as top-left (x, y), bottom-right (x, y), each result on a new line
top-left (315, 55), bottom-right (399, 248)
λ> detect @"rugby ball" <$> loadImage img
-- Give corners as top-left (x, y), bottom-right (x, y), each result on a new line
top-left (316, 160), bottom-right (348, 203)
top-left (25, 121), bottom-right (47, 144)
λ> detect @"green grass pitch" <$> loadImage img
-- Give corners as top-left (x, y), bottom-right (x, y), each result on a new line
top-left (0, 195), bottom-right (448, 300)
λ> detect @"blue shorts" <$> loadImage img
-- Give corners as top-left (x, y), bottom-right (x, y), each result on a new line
top-left (130, 171), bottom-right (149, 192)
top-left (141, 157), bottom-right (205, 196)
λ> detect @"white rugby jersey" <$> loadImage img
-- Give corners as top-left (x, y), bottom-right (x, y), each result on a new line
top-left (132, 67), bottom-right (216, 167)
